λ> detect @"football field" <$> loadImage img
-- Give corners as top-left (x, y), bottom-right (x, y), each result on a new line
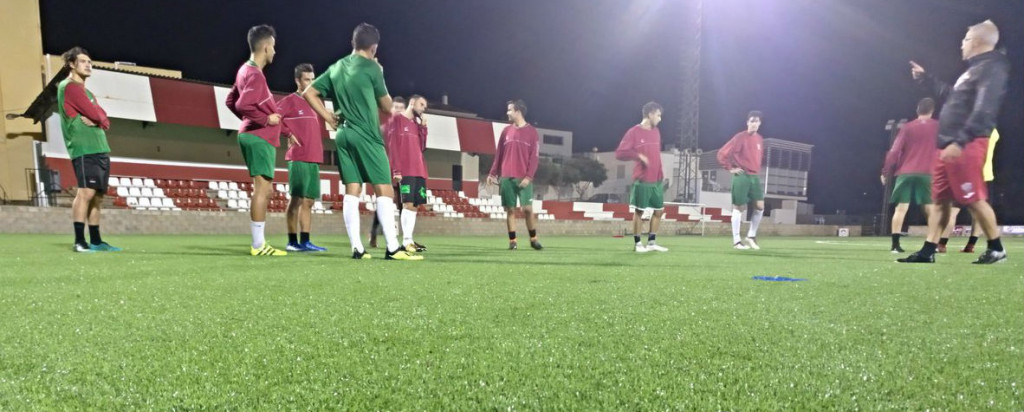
top-left (1, 234), bottom-right (1021, 411)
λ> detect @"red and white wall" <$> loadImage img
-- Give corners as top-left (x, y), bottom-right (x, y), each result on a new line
top-left (40, 68), bottom-right (531, 198)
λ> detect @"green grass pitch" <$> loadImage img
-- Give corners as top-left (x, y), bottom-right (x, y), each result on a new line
top-left (1, 234), bottom-right (1021, 411)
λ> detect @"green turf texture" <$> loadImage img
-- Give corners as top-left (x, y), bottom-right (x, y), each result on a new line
top-left (0, 234), bottom-right (1020, 411)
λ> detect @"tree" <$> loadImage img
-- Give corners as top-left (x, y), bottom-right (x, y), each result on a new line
top-left (532, 158), bottom-right (561, 187)
top-left (565, 156), bottom-right (608, 200)
top-left (531, 156), bottom-right (609, 200)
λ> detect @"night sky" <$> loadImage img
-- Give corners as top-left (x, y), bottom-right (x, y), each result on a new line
top-left (40, 0), bottom-right (1023, 222)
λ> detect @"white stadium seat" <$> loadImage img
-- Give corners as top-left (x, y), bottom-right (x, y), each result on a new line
top-left (163, 198), bottom-right (175, 208)
top-left (154, 188), bottom-right (165, 197)
top-left (128, 187), bottom-right (141, 197)
top-left (217, 190), bottom-right (228, 199)
top-left (131, 178), bottom-right (144, 187)
top-left (229, 182), bottom-right (239, 191)
top-left (228, 191), bottom-right (238, 199)
top-left (218, 181), bottom-right (229, 190)
top-left (143, 178), bottom-right (156, 188)
top-left (108, 177), bottom-right (120, 187)
top-left (127, 197), bottom-right (139, 207)
top-left (139, 198), bottom-right (151, 207)
top-left (141, 188), bottom-right (153, 197)
top-left (116, 187), bottom-right (129, 197)
top-left (208, 181), bottom-right (218, 190)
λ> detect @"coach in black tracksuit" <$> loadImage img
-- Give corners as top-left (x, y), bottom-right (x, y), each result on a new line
top-left (900, 19), bottom-right (1010, 265)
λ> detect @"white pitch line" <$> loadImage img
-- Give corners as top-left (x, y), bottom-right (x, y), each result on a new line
top-left (814, 240), bottom-right (886, 247)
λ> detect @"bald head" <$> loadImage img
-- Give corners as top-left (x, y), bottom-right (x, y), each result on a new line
top-left (962, 20), bottom-right (999, 60)
top-left (970, 20), bottom-right (999, 45)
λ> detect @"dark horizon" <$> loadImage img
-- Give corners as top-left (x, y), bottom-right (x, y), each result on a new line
top-left (39, 0), bottom-right (1024, 222)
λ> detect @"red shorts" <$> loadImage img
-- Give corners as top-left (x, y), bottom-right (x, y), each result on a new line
top-left (932, 138), bottom-right (989, 205)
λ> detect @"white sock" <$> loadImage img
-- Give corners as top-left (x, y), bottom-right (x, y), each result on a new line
top-left (748, 209), bottom-right (764, 238)
top-left (376, 197), bottom-right (400, 253)
top-left (731, 209), bottom-right (743, 244)
top-left (250, 221), bottom-right (265, 249)
top-left (343, 195), bottom-right (364, 253)
top-left (401, 208), bottom-right (417, 244)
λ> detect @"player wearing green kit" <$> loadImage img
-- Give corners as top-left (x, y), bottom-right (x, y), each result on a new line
top-left (302, 23), bottom-right (421, 261)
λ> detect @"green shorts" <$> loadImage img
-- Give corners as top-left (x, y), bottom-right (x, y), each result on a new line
top-left (238, 133), bottom-right (276, 180)
top-left (335, 127), bottom-right (391, 185)
top-left (891, 173), bottom-right (931, 205)
top-left (731, 172), bottom-right (764, 205)
top-left (288, 161), bottom-right (321, 199)
top-left (629, 180), bottom-right (664, 210)
top-left (499, 178), bottom-right (534, 209)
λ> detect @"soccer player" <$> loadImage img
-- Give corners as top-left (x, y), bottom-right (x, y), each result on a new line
top-left (225, 24), bottom-right (287, 256)
top-left (615, 102), bottom-right (668, 253)
top-left (900, 20), bottom-right (1009, 264)
top-left (384, 95), bottom-right (430, 253)
top-left (486, 99), bottom-right (542, 251)
top-left (370, 97), bottom-right (408, 248)
top-left (279, 63), bottom-right (327, 252)
top-left (302, 23), bottom-right (421, 261)
top-left (940, 128), bottom-right (1000, 254)
top-left (58, 47), bottom-right (120, 253)
top-left (880, 98), bottom-right (938, 253)
top-left (717, 111), bottom-right (766, 250)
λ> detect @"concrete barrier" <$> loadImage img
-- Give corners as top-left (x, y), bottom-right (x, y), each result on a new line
top-left (0, 205), bottom-right (861, 237)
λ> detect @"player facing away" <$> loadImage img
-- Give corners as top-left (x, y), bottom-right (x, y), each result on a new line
top-left (279, 63), bottom-right (327, 252)
top-left (225, 25), bottom-right (287, 256)
top-left (370, 97), bottom-right (408, 248)
top-left (900, 20), bottom-right (1009, 264)
top-left (615, 102), bottom-right (668, 253)
top-left (58, 47), bottom-right (120, 253)
top-left (941, 128), bottom-right (1000, 254)
top-left (302, 23), bottom-right (422, 261)
top-left (717, 111), bottom-right (766, 250)
top-left (383, 95), bottom-right (430, 253)
top-left (487, 100), bottom-right (543, 251)
top-left (880, 98), bottom-right (938, 253)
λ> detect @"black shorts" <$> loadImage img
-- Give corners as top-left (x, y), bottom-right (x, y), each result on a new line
top-left (397, 176), bottom-right (427, 206)
top-left (72, 153), bottom-right (110, 192)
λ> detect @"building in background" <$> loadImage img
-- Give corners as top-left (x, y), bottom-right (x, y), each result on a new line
top-left (590, 138), bottom-right (813, 224)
